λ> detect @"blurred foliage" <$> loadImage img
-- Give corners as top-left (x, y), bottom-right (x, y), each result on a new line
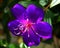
top-left (18, 0), bottom-right (42, 8)
top-left (39, 0), bottom-right (51, 7)
top-left (8, 43), bottom-right (20, 48)
top-left (0, 0), bottom-right (8, 12)
top-left (20, 43), bottom-right (28, 48)
top-left (44, 9), bottom-right (54, 25)
top-left (2, 12), bottom-right (11, 44)
top-left (0, 0), bottom-right (60, 48)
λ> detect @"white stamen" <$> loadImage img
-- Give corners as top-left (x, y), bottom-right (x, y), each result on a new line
top-left (27, 19), bottom-right (29, 22)
top-left (14, 28), bottom-right (18, 30)
top-left (14, 31), bottom-right (20, 35)
top-left (28, 34), bottom-right (30, 37)
top-left (24, 28), bottom-right (27, 32)
top-left (18, 24), bottom-right (22, 27)
top-left (36, 33), bottom-right (38, 35)
top-left (18, 24), bottom-right (24, 31)
top-left (19, 26), bottom-right (23, 30)
top-left (16, 32), bottom-right (20, 35)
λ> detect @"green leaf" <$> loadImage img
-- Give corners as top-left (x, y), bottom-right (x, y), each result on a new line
top-left (2, 12), bottom-right (11, 44)
top-left (8, 0), bottom-right (20, 8)
top-left (19, 43), bottom-right (28, 48)
top-left (39, 0), bottom-right (51, 7)
top-left (8, 43), bottom-right (20, 48)
top-left (50, 0), bottom-right (60, 8)
top-left (0, 39), bottom-right (8, 48)
top-left (42, 38), bottom-right (53, 44)
top-left (44, 10), bottom-right (54, 25)
top-left (8, 44), bottom-right (15, 48)
top-left (0, 0), bottom-right (8, 12)
top-left (57, 16), bottom-right (60, 22)
top-left (0, 40), bottom-right (3, 45)
top-left (18, 1), bottom-right (29, 7)
top-left (18, 1), bottom-right (42, 8)
top-left (39, 0), bottom-right (47, 6)
top-left (18, 1), bottom-right (36, 7)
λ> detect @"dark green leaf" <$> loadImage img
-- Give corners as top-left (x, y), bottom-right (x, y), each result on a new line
top-left (57, 16), bottom-right (60, 22)
top-left (18, 1), bottom-right (42, 8)
top-left (44, 10), bottom-right (54, 25)
top-left (2, 12), bottom-right (11, 44)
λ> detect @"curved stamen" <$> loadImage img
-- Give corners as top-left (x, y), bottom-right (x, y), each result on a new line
top-left (31, 26), bottom-right (40, 37)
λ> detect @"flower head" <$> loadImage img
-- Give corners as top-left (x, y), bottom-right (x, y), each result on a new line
top-left (8, 4), bottom-right (52, 46)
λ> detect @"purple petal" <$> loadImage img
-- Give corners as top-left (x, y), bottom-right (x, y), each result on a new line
top-left (11, 4), bottom-right (26, 19)
top-left (8, 20), bottom-right (25, 36)
top-left (25, 4), bottom-right (44, 23)
top-left (22, 28), bottom-right (40, 46)
top-left (33, 22), bottom-right (52, 39)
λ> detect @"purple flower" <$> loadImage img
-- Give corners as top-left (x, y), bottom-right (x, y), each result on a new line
top-left (8, 4), bottom-right (52, 46)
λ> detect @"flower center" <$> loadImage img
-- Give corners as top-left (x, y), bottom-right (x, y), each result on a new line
top-left (26, 22), bottom-right (32, 29)
top-left (25, 19), bottom-right (35, 29)
top-left (17, 19), bottom-right (35, 33)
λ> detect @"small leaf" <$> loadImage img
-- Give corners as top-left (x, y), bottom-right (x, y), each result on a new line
top-left (39, 0), bottom-right (50, 7)
top-left (50, 0), bottom-right (60, 8)
top-left (19, 42), bottom-right (28, 48)
top-left (39, 0), bottom-right (47, 6)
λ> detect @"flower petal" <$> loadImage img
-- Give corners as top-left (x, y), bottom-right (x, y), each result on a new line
top-left (11, 4), bottom-right (26, 19)
top-left (8, 20), bottom-right (25, 36)
top-left (25, 4), bottom-right (44, 23)
top-left (22, 28), bottom-right (40, 46)
top-left (33, 22), bottom-right (52, 39)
